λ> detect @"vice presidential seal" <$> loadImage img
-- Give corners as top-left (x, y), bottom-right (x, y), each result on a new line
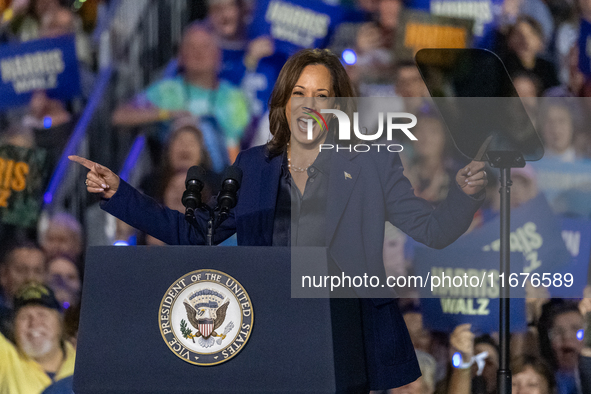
top-left (159, 269), bottom-right (253, 366)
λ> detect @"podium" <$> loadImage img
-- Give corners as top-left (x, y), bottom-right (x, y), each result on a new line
top-left (73, 246), bottom-right (368, 393)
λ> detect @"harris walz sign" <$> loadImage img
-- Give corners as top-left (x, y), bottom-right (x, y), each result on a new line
top-left (0, 145), bottom-right (47, 228)
top-left (0, 35), bottom-right (81, 109)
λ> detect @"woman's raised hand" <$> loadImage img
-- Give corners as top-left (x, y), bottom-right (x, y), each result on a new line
top-left (68, 155), bottom-right (120, 199)
top-left (450, 323), bottom-right (475, 361)
top-left (456, 161), bottom-right (488, 196)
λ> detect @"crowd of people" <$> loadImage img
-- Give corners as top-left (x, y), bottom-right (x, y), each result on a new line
top-left (0, 0), bottom-right (590, 393)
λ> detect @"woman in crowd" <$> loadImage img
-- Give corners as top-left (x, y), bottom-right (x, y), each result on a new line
top-left (403, 114), bottom-right (456, 204)
top-left (46, 256), bottom-right (81, 309)
top-left (504, 16), bottom-right (560, 92)
top-left (538, 300), bottom-right (585, 394)
top-left (538, 100), bottom-right (581, 162)
top-left (511, 356), bottom-right (556, 394)
top-left (140, 116), bottom-right (216, 201)
top-left (70, 48), bottom-right (487, 391)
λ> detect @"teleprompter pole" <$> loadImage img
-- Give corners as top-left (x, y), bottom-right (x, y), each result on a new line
top-left (498, 167), bottom-right (512, 394)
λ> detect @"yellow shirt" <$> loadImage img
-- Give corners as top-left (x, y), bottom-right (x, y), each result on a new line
top-left (0, 333), bottom-right (75, 394)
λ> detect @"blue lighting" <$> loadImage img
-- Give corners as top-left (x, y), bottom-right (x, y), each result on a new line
top-left (44, 192), bottom-right (53, 204)
top-left (452, 352), bottom-right (462, 368)
top-left (577, 329), bottom-right (584, 341)
top-left (113, 240), bottom-right (129, 246)
top-left (43, 67), bottom-right (113, 209)
top-left (63, 301), bottom-right (70, 309)
top-left (43, 116), bottom-right (52, 129)
top-left (342, 49), bottom-right (357, 65)
top-left (119, 135), bottom-right (146, 182)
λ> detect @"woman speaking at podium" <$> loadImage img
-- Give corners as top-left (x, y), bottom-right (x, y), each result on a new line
top-left (70, 49), bottom-right (487, 391)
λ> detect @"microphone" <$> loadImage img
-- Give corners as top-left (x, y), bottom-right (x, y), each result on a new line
top-left (182, 166), bottom-right (206, 218)
top-left (217, 166), bottom-right (242, 219)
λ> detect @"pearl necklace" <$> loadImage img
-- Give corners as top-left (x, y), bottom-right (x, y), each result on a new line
top-left (287, 142), bottom-right (312, 173)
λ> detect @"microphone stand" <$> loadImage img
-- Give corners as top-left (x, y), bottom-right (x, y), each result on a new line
top-left (184, 203), bottom-right (215, 246)
top-left (204, 205), bottom-right (215, 246)
top-left (185, 166), bottom-right (242, 246)
top-left (185, 203), bottom-right (233, 247)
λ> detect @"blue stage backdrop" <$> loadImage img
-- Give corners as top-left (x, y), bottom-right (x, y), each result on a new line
top-left (0, 35), bottom-right (81, 109)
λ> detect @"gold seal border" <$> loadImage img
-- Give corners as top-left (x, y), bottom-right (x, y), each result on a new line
top-left (158, 269), bottom-right (254, 366)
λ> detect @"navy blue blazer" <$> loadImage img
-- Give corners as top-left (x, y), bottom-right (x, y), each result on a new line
top-left (101, 144), bottom-right (483, 389)
top-left (103, 144), bottom-right (482, 289)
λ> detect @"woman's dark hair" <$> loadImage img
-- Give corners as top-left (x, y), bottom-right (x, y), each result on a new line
top-left (145, 120), bottom-right (212, 201)
top-left (474, 334), bottom-right (500, 358)
top-left (164, 121), bottom-right (212, 171)
top-left (267, 48), bottom-right (356, 157)
top-left (508, 15), bottom-right (546, 43)
top-left (412, 113), bottom-right (453, 159)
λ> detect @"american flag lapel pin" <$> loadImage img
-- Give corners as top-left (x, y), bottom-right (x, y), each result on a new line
top-left (344, 171), bottom-right (352, 180)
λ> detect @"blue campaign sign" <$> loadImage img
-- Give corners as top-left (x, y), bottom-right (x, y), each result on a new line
top-left (531, 157), bottom-right (591, 216)
top-left (412, 244), bottom-right (527, 333)
top-left (474, 194), bottom-right (573, 276)
top-left (411, 194), bottom-right (577, 333)
top-left (420, 297), bottom-right (526, 334)
top-left (550, 217), bottom-right (591, 298)
top-left (0, 35), bottom-right (81, 109)
top-left (579, 19), bottom-right (591, 77)
top-left (220, 48), bottom-right (247, 86)
top-left (249, 0), bottom-right (345, 55)
top-left (405, 0), bottom-right (504, 48)
top-left (408, 194), bottom-right (576, 290)
top-left (240, 53), bottom-right (288, 117)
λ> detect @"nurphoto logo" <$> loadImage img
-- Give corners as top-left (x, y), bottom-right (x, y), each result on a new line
top-left (303, 107), bottom-right (418, 153)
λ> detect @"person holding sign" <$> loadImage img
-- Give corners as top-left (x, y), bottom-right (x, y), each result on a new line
top-left (71, 48), bottom-right (487, 391)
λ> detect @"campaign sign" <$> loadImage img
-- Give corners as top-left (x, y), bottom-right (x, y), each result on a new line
top-left (551, 217), bottom-right (591, 298)
top-left (395, 10), bottom-right (473, 61)
top-left (249, 0), bottom-right (345, 55)
top-left (413, 244), bottom-right (527, 333)
top-left (531, 157), bottom-right (591, 216)
top-left (579, 19), bottom-right (591, 77)
top-left (475, 194), bottom-right (572, 276)
top-left (405, 0), bottom-right (503, 47)
top-left (420, 297), bottom-right (526, 333)
top-left (407, 194), bottom-right (575, 293)
top-left (0, 35), bottom-right (81, 109)
top-left (0, 145), bottom-right (48, 228)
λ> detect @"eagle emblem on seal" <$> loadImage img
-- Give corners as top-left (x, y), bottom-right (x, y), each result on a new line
top-left (180, 288), bottom-right (233, 348)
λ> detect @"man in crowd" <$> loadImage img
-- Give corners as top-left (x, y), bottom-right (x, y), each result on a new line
top-left (394, 60), bottom-right (430, 114)
top-left (111, 23), bottom-right (250, 167)
top-left (0, 241), bottom-right (46, 337)
top-left (39, 212), bottom-right (84, 264)
top-left (0, 282), bottom-right (75, 393)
